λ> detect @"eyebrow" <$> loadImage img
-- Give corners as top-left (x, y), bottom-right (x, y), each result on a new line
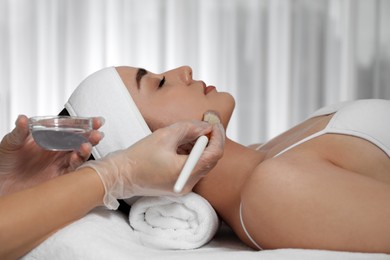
top-left (136, 68), bottom-right (148, 89)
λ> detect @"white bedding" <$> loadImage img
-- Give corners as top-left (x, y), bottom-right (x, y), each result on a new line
top-left (23, 208), bottom-right (389, 260)
top-left (129, 193), bottom-right (220, 249)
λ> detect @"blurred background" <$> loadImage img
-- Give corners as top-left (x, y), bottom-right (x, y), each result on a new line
top-left (1, 0), bottom-right (389, 145)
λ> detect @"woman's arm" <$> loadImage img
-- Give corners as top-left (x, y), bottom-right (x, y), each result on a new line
top-left (0, 168), bottom-right (104, 260)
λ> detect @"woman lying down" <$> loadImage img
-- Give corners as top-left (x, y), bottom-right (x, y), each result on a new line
top-left (61, 65), bottom-right (390, 253)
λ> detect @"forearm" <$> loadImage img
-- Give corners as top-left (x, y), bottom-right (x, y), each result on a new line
top-left (0, 168), bottom-right (104, 259)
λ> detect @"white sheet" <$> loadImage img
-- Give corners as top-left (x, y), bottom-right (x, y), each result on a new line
top-left (23, 208), bottom-right (390, 260)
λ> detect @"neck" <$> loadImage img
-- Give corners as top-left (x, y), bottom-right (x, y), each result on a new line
top-left (194, 137), bottom-right (266, 219)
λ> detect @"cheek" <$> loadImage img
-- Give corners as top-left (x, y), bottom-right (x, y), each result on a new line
top-left (137, 92), bottom-right (235, 131)
top-left (143, 100), bottom-right (204, 131)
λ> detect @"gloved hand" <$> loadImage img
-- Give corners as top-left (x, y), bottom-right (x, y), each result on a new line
top-left (0, 115), bottom-right (104, 195)
top-left (80, 115), bottom-right (225, 210)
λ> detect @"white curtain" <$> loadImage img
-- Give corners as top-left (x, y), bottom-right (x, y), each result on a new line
top-left (1, 0), bottom-right (389, 145)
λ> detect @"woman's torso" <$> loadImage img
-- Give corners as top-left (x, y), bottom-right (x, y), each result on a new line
top-left (195, 99), bottom-right (390, 247)
top-left (234, 99), bottom-right (390, 250)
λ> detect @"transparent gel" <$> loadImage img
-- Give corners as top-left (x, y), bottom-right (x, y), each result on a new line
top-left (29, 116), bottom-right (93, 151)
top-left (31, 128), bottom-right (89, 151)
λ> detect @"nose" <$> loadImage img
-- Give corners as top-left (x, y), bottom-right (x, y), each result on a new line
top-left (176, 66), bottom-right (193, 85)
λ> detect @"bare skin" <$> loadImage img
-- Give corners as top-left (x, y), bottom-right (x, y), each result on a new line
top-left (117, 65), bottom-right (390, 253)
top-left (197, 114), bottom-right (390, 252)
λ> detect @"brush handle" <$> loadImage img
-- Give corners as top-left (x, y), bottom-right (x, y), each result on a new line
top-left (173, 135), bottom-right (209, 193)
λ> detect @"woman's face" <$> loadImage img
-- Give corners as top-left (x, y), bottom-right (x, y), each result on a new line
top-left (116, 66), bottom-right (235, 131)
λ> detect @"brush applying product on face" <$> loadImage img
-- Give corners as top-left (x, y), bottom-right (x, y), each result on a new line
top-left (173, 112), bottom-right (221, 193)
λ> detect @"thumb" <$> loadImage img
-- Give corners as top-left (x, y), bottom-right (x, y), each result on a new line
top-left (2, 115), bottom-right (30, 150)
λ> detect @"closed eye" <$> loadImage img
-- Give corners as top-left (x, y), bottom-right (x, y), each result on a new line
top-left (158, 76), bottom-right (166, 88)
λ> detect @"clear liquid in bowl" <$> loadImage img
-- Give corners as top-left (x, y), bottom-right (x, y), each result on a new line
top-left (31, 128), bottom-right (89, 151)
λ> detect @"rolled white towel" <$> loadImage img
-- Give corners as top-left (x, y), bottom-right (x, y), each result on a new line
top-left (129, 192), bottom-right (220, 250)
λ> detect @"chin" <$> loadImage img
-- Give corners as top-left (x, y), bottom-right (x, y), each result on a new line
top-left (215, 92), bottom-right (235, 128)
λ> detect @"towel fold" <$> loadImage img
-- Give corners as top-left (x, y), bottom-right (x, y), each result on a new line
top-left (129, 192), bottom-right (220, 250)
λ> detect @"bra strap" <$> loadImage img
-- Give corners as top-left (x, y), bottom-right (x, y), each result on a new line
top-left (239, 202), bottom-right (263, 250)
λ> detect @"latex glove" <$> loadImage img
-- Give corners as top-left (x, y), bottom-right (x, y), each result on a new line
top-left (0, 115), bottom-right (104, 195)
top-left (80, 117), bottom-right (225, 210)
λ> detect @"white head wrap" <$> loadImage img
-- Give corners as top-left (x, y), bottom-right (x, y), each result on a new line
top-left (65, 66), bottom-right (152, 159)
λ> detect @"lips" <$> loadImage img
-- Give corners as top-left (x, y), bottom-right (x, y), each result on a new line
top-left (199, 80), bottom-right (216, 95)
top-left (204, 85), bottom-right (216, 94)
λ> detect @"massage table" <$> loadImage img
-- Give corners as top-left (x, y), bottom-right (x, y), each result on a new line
top-left (23, 207), bottom-right (389, 260)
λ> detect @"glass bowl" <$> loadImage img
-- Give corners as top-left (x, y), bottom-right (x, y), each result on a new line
top-left (29, 116), bottom-right (93, 151)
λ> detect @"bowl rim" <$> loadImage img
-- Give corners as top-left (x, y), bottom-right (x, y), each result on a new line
top-left (28, 116), bottom-right (93, 130)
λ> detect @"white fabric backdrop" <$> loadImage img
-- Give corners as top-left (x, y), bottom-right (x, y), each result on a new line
top-left (1, 0), bottom-right (389, 145)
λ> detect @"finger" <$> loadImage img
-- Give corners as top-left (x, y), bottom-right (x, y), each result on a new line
top-left (92, 117), bottom-right (105, 130)
top-left (88, 130), bottom-right (104, 146)
top-left (77, 142), bottom-right (93, 161)
top-left (2, 115), bottom-right (30, 149)
top-left (194, 123), bottom-right (225, 174)
top-left (68, 151), bottom-right (84, 170)
top-left (68, 142), bottom-right (92, 170)
top-left (177, 142), bottom-right (195, 155)
top-left (206, 123), bottom-right (225, 151)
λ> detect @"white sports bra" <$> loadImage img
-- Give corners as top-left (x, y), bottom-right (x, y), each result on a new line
top-left (269, 99), bottom-right (390, 158)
